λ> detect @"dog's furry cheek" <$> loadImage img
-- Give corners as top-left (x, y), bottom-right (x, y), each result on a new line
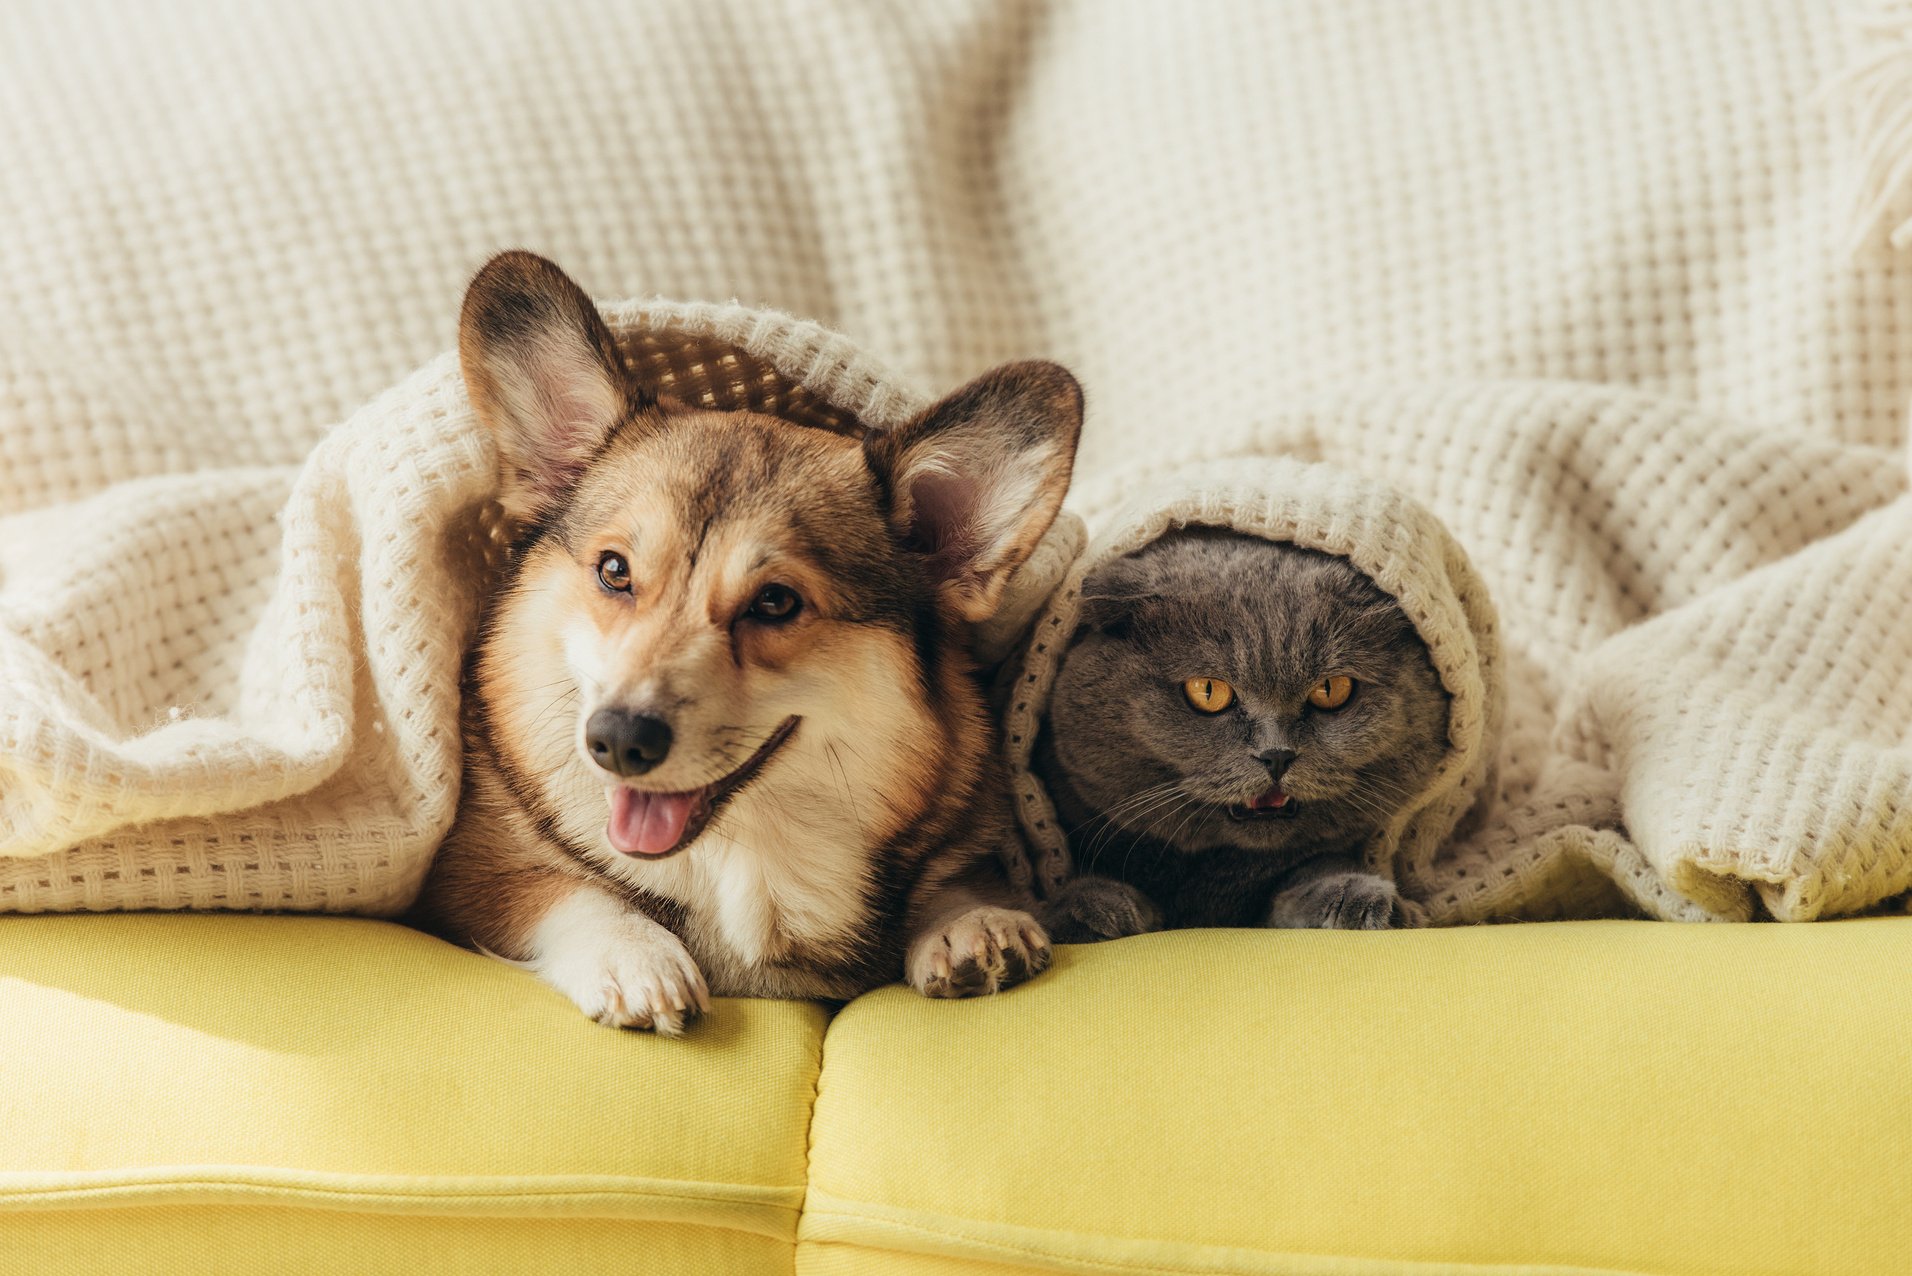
top-left (560, 616), bottom-right (609, 698)
top-left (737, 625), bottom-right (948, 847)
top-left (776, 627), bottom-right (938, 746)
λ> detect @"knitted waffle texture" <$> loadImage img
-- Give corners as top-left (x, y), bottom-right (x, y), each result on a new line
top-left (0, 306), bottom-right (922, 913)
top-left (5, 0), bottom-right (1912, 916)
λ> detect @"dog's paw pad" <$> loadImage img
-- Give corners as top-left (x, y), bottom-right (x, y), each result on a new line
top-left (910, 906), bottom-right (1051, 999)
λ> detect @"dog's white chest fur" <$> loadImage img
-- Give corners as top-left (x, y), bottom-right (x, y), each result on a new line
top-left (699, 825), bottom-right (863, 964)
top-left (606, 759), bottom-right (873, 969)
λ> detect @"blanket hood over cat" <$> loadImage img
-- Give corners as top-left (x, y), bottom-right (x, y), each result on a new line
top-left (992, 456), bottom-right (1505, 916)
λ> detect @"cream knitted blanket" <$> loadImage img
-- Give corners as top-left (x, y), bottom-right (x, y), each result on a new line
top-left (0, 307), bottom-right (934, 914)
top-left (1003, 399), bottom-right (1912, 924)
top-left (5, 0), bottom-right (1912, 917)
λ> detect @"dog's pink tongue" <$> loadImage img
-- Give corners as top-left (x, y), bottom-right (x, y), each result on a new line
top-left (606, 788), bottom-right (695, 857)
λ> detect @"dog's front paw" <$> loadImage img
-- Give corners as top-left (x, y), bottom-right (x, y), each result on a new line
top-left (577, 932), bottom-right (709, 1035)
top-left (532, 889), bottom-right (711, 1035)
top-left (908, 906), bottom-right (1052, 999)
top-left (1042, 875), bottom-right (1162, 943)
top-left (1268, 871), bottom-right (1406, 931)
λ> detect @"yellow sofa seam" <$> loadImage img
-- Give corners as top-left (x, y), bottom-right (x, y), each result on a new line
top-left (796, 1192), bottom-right (1667, 1276)
top-left (0, 1166), bottom-right (806, 1240)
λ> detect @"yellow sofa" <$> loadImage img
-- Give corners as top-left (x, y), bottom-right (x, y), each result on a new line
top-left (5, 912), bottom-right (1908, 1275)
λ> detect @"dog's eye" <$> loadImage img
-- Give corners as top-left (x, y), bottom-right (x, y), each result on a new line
top-left (1308, 675), bottom-right (1354, 710)
top-left (747, 583), bottom-right (802, 622)
top-left (596, 552), bottom-right (633, 593)
top-left (1182, 677), bottom-right (1234, 714)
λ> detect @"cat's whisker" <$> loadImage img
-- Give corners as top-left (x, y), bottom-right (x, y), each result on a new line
top-left (1123, 786), bottom-right (1204, 841)
top-left (1115, 796), bottom-right (1186, 885)
top-left (1133, 792), bottom-right (1217, 884)
top-left (1078, 772), bottom-right (1177, 822)
top-left (1095, 778), bottom-right (1187, 820)
top-left (1153, 787), bottom-right (1210, 858)
top-left (1079, 781), bottom-right (1192, 871)
top-left (1117, 793), bottom-right (1197, 843)
top-left (1336, 781), bottom-right (1411, 831)
top-left (1357, 769), bottom-right (1424, 806)
top-left (1072, 779), bottom-right (1188, 837)
top-left (1111, 786), bottom-right (1201, 880)
top-left (1077, 782), bottom-right (1188, 865)
top-left (1326, 784), bottom-right (1387, 823)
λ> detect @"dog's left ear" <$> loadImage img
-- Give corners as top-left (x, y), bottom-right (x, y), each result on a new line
top-left (866, 361), bottom-right (1083, 622)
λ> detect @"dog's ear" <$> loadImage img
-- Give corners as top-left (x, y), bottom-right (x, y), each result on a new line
top-left (458, 250), bottom-right (642, 523)
top-left (866, 361), bottom-right (1083, 622)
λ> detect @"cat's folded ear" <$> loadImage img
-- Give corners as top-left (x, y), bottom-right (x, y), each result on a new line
top-left (1078, 556), bottom-right (1151, 636)
top-left (1078, 589), bottom-right (1140, 636)
top-left (865, 361), bottom-right (1083, 622)
top-left (458, 250), bottom-right (647, 523)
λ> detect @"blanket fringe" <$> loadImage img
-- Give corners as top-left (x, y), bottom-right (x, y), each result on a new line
top-left (1828, 2), bottom-right (1912, 254)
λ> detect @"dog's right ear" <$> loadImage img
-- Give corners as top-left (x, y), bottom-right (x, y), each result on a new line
top-left (864, 361), bottom-right (1083, 623)
top-left (458, 251), bottom-right (642, 523)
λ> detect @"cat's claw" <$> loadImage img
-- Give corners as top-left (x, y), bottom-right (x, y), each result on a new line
top-left (1041, 875), bottom-right (1162, 943)
top-left (1267, 870), bottom-right (1407, 931)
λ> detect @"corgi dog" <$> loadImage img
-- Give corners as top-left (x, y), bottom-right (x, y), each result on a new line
top-left (413, 252), bottom-right (1082, 1034)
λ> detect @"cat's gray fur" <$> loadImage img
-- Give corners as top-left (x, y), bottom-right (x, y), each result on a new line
top-left (1032, 529), bottom-right (1449, 941)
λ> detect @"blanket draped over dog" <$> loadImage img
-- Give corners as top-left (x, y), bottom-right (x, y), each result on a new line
top-left (8, 1), bottom-right (1912, 919)
top-left (0, 310), bottom-right (933, 913)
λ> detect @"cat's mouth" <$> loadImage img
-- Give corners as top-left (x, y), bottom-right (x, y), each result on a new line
top-left (1228, 788), bottom-right (1300, 821)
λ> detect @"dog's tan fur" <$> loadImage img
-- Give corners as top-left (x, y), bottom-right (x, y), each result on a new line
top-left (413, 252), bottom-right (1081, 1032)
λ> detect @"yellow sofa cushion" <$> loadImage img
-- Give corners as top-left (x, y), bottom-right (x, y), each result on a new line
top-left (803, 919), bottom-right (1912, 1276)
top-left (0, 913), bottom-right (827, 1275)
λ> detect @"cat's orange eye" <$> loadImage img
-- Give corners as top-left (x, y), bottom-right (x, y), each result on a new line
top-left (1309, 675), bottom-right (1354, 711)
top-left (1182, 677), bottom-right (1234, 714)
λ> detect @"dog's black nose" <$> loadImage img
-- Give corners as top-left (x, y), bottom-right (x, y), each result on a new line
top-left (585, 708), bottom-right (673, 777)
top-left (1256, 748), bottom-right (1296, 783)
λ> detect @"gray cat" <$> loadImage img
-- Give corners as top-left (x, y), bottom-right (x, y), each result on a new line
top-left (1033, 528), bottom-right (1449, 941)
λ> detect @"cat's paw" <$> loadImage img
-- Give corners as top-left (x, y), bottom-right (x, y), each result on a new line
top-left (1267, 870), bottom-right (1405, 931)
top-left (1042, 875), bottom-right (1162, 943)
top-left (530, 889), bottom-right (710, 1035)
top-left (908, 906), bottom-right (1052, 998)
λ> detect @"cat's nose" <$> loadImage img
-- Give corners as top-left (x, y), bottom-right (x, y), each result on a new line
top-left (1256, 748), bottom-right (1297, 783)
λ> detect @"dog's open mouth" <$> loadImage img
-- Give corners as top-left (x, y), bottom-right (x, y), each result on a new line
top-left (1228, 787), bottom-right (1300, 821)
top-left (604, 716), bottom-right (801, 858)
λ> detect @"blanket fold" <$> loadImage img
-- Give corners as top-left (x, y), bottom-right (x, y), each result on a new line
top-left (10, 347), bottom-right (1912, 922)
top-left (998, 383), bottom-right (1912, 924)
top-left (0, 303), bottom-right (928, 914)
top-left (7, 0), bottom-right (1912, 922)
